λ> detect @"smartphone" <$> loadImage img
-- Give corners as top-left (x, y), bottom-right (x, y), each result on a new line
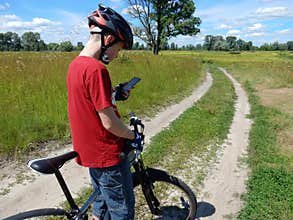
top-left (123, 77), bottom-right (141, 92)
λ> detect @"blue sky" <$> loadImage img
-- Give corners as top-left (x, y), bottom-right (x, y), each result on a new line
top-left (0, 0), bottom-right (292, 46)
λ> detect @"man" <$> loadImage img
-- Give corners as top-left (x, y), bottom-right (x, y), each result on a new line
top-left (67, 4), bottom-right (138, 220)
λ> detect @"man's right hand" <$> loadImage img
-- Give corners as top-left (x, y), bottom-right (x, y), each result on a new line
top-left (114, 82), bottom-right (130, 101)
top-left (129, 131), bottom-right (143, 150)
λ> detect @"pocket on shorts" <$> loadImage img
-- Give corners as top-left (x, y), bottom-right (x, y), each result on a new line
top-left (101, 169), bottom-right (126, 210)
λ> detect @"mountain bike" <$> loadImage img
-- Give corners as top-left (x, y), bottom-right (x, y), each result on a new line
top-left (4, 113), bottom-right (197, 220)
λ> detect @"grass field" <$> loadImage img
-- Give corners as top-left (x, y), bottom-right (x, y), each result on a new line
top-left (0, 51), bottom-right (204, 158)
top-left (191, 51), bottom-right (293, 220)
top-left (1, 51), bottom-right (292, 219)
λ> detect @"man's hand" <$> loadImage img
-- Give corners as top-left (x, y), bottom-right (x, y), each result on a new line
top-left (114, 83), bottom-right (130, 101)
top-left (128, 131), bottom-right (143, 151)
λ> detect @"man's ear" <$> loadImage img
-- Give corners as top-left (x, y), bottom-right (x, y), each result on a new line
top-left (104, 35), bottom-right (115, 45)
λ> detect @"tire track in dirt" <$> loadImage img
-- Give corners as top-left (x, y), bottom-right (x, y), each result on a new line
top-left (0, 73), bottom-right (212, 218)
top-left (196, 68), bottom-right (252, 219)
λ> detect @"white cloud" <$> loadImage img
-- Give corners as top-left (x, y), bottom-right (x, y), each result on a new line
top-left (276, 28), bottom-right (292, 34)
top-left (0, 14), bottom-right (63, 42)
top-left (0, 14), bottom-right (20, 21)
top-left (216, 24), bottom-right (233, 30)
top-left (255, 7), bottom-right (292, 17)
top-left (245, 32), bottom-right (265, 37)
top-left (0, 2), bottom-right (10, 10)
top-left (227, 29), bottom-right (242, 35)
top-left (2, 17), bottom-right (60, 29)
top-left (248, 23), bottom-right (265, 31)
top-left (122, 5), bottom-right (145, 16)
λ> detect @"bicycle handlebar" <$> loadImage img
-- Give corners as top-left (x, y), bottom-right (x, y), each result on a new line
top-left (129, 112), bottom-right (144, 135)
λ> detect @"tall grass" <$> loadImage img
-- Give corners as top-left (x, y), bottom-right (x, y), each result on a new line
top-left (0, 52), bottom-right (74, 157)
top-left (109, 51), bottom-right (204, 119)
top-left (0, 51), bottom-right (203, 158)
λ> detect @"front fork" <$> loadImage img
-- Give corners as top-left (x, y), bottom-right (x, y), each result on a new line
top-left (132, 160), bottom-right (161, 215)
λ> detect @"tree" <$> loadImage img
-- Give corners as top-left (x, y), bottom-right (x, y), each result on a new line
top-left (38, 40), bottom-right (47, 51)
top-left (58, 41), bottom-right (74, 52)
top-left (272, 41), bottom-right (280, 50)
top-left (278, 43), bottom-right (288, 51)
top-left (0, 33), bottom-right (4, 51)
top-left (139, 43), bottom-right (146, 50)
top-left (21, 32), bottom-right (42, 51)
top-left (195, 44), bottom-right (202, 50)
top-left (185, 44), bottom-right (195, 50)
top-left (213, 35), bottom-right (226, 51)
top-left (8, 32), bottom-right (21, 51)
top-left (47, 43), bottom-right (59, 51)
top-left (260, 43), bottom-right (271, 51)
top-left (170, 42), bottom-right (176, 50)
top-left (245, 41), bottom-right (253, 51)
top-left (287, 41), bottom-right (293, 51)
top-left (226, 36), bottom-right (237, 51)
top-left (76, 42), bottom-right (84, 51)
top-left (127, 0), bottom-right (201, 54)
top-left (133, 42), bottom-right (140, 50)
top-left (203, 35), bottom-right (213, 51)
top-left (202, 35), bottom-right (254, 51)
top-left (0, 32), bottom-right (21, 51)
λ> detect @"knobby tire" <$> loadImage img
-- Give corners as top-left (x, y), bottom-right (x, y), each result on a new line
top-left (3, 208), bottom-right (67, 220)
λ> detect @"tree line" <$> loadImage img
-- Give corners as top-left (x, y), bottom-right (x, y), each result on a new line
top-left (1, 31), bottom-right (292, 52)
top-left (133, 35), bottom-right (293, 51)
top-left (0, 31), bottom-right (84, 52)
top-left (201, 35), bottom-right (293, 51)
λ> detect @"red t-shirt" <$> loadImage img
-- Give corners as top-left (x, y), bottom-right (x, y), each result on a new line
top-left (67, 56), bottom-right (125, 168)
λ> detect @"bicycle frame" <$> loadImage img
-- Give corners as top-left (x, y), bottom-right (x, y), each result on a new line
top-left (132, 158), bottom-right (161, 215)
top-left (4, 113), bottom-right (197, 220)
top-left (53, 155), bottom-right (158, 219)
top-left (55, 155), bottom-right (159, 219)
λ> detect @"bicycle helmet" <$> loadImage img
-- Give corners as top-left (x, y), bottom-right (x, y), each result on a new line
top-left (88, 4), bottom-right (133, 50)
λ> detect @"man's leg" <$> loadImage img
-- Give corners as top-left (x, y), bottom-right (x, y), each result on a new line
top-left (99, 159), bottom-right (135, 220)
top-left (89, 168), bottom-right (109, 220)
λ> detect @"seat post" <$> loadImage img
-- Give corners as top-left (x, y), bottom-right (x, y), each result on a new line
top-left (54, 169), bottom-right (79, 210)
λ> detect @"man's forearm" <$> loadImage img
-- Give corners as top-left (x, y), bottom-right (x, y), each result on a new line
top-left (98, 107), bottom-right (135, 140)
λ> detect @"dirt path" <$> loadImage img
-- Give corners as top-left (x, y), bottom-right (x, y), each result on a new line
top-left (196, 68), bottom-right (252, 219)
top-left (0, 73), bottom-right (212, 218)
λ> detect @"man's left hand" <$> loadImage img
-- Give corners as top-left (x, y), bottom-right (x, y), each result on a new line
top-left (114, 82), bottom-right (130, 101)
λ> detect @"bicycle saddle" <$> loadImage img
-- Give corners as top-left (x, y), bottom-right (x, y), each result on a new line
top-left (27, 151), bottom-right (79, 174)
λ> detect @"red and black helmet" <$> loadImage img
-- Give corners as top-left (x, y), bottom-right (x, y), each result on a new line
top-left (88, 4), bottom-right (133, 49)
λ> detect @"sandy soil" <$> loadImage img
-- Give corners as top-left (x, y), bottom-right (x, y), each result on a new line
top-left (196, 68), bottom-right (252, 219)
top-left (0, 73), bottom-right (212, 218)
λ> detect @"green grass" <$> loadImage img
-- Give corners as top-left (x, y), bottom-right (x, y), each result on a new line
top-left (2, 51), bottom-right (292, 219)
top-left (237, 83), bottom-right (293, 220)
top-left (142, 65), bottom-right (235, 173)
top-left (0, 51), bottom-right (204, 158)
top-left (188, 50), bottom-right (293, 219)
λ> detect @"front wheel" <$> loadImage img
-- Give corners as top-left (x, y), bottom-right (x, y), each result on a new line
top-left (3, 208), bottom-right (68, 220)
top-left (133, 168), bottom-right (197, 220)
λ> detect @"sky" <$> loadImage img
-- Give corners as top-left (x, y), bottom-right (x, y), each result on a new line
top-left (0, 0), bottom-right (292, 46)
